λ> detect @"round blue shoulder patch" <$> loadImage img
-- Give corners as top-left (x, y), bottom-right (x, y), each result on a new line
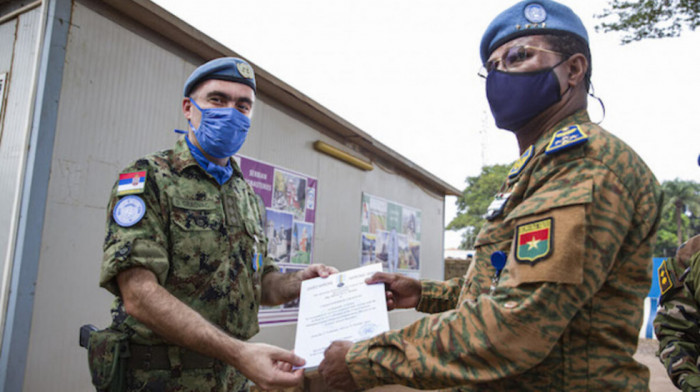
top-left (113, 195), bottom-right (146, 227)
top-left (524, 3), bottom-right (547, 23)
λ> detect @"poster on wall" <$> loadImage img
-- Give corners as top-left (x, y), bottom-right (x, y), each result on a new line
top-left (234, 155), bottom-right (317, 325)
top-left (360, 193), bottom-right (421, 279)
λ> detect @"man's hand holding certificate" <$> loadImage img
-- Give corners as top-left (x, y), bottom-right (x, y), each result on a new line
top-left (294, 263), bottom-right (389, 369)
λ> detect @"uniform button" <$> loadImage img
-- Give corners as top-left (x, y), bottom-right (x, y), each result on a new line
top-left (504, 301), bottom-right (518, 309)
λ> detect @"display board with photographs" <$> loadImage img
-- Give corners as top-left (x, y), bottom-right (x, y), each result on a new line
top-left (234, 155), bottom-right (317, 325)
top-left (360, 193), bottom-right (421, 279)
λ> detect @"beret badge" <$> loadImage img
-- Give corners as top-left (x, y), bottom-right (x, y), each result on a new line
top-left (524, 3), bottom-right (547, 23)
top-left (236, 62), bottom-right (255, 79)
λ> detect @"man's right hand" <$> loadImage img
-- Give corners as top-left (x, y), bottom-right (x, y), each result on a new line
top-left (235, 342), bottom-right (305, 390)
top-left (365, 272), bottom-right (421, 310)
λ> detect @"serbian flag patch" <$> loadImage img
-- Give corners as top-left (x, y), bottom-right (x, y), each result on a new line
top-left (515, 218), bottom-right (553, 264)
top-left (117, 171), bottom-right (146, 196)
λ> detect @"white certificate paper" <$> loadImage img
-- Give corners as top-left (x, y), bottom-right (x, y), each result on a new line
top-left (294, 263), bottom-right (389, 369)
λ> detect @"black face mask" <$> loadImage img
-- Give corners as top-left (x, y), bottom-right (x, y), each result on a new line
top-left (486, 59), bottom-right (567, 131)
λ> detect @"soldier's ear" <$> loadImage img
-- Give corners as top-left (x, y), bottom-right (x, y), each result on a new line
top-left (182, 98), bottom-right (193, 120)
top-left (564, 53), bottom-right (587, 90)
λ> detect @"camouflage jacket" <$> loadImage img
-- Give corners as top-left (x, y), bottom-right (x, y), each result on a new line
top-left (346, 111), bottom-right (663, 391)
top-left (654, 236), bottom-right (700, 391)
top-left (100, 137), bottom-right (276, 346)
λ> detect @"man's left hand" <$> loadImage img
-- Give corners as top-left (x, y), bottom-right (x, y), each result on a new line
top-left (318, 340), bottom-right (358, 391)
top-left (298, 264), bottom-right (338, 281)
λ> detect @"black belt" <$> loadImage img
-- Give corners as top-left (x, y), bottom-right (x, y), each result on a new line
top-left (128, 344), bottom-right (221, 371)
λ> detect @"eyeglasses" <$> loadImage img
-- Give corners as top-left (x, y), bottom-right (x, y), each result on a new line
top-left (478, 45), bottom-right (563, 78)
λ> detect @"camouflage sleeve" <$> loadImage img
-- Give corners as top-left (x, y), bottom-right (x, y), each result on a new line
top-left (100, 160), bottom-right (170, 296)
top-left (346, 162), bottom-right (657, 389)
top-left (416, 277), bottom-right (463, 314)
top-left (654, 253), bottom-right (700, 391)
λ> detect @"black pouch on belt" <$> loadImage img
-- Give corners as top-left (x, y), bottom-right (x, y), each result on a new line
top-left (86, 328), bottom-right (130, 392)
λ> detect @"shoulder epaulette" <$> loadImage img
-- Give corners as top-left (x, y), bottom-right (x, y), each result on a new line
top-left (545, 125), bottom-right (588, 155)
top-left (508, 145), bottom-right (534, 178)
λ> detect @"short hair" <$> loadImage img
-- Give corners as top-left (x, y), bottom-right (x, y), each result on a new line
top-left (544, 33), bottom-right (592, 91)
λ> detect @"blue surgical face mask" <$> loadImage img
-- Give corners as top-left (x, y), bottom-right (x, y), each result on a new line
top-left (188, 98), bottom-right (250, 159)
top-left (486, 60), bottom-right (567, 131)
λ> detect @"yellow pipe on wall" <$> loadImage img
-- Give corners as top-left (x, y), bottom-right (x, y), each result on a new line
top-left (313, 141), bottom-right (373, 171)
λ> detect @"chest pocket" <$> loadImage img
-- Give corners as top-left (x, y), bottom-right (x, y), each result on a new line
top-left (222, 187), bottom-right (264, 238)
top-left (499, 179), bottom-right (593, 288)
top-left (171, 197), bottom-right (223, 231)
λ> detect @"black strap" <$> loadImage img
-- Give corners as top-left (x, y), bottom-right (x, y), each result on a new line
top-left (127, 345), bottom-right (220, 371)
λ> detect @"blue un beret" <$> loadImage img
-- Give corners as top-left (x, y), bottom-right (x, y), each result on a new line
top-left (183, 57), bottom-right (256, 97)
top-left (480, 0), bottom-right (589, 64)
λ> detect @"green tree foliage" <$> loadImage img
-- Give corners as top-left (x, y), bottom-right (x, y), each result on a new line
top-left (447, 164), bottom-right (509, 249)
top-left (448, 169), bottom-right (699, 256)
top-left (655, 179), bottom-right (700, 256)
top-left (596, 0), bottom-right (700, 44)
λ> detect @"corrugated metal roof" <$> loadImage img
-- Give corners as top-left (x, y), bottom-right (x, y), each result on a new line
top-left (98, 0), bottom-right (461, 197)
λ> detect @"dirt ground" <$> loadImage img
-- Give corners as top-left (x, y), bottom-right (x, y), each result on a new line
top-left (635, 338), bottom-right (677, 391)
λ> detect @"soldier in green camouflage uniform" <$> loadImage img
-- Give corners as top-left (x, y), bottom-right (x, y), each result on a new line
top-left (94, 58), bottom-right (335, 392)
top-left (654, 235), bottom-right (700, 391)
top-left (319, 1), bottom-right (662, 390)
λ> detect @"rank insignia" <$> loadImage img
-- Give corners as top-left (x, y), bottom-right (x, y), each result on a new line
top-left (658, 259), bottom-right (673, 295)
top-left (509, 145), bottom-right (533, 178)
top-left (117, 171), bottom-right (146, 196)
top-left (515, 218), bottom-right (552, 264)
top-left (545, 125), bottom-right (588, 155)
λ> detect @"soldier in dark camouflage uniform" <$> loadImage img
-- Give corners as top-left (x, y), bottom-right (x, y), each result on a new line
top-left (654, 235), bottom-right (700, 391)
top-left (96, 57), bottom-right (336, 392)
top-left (319, 1), bottom-right (662, 390)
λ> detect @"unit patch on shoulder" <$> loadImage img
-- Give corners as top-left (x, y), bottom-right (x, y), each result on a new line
top-left (515, 218), bottom-right (552, 264)
top-left (113, 195), bottom-right (146, 227)
top-left (509, 145), bottom-right (534, 178)
top-left (117, 170), bottom-right (147, 196)
top-left (545, 125), bottom-right (588, 155)
top-left (658, 259), bottom-right (674, 295)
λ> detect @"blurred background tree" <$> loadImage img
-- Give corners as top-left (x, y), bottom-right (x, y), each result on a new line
top-left (447, 164), bottom-right (509, 249)
top-left (596, 0), bottom-right (700, 44)
top-left (656, 179), bottom-right (700, 256)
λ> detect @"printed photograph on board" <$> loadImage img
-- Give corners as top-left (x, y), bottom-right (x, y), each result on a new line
top-left (360, 193), bottom-right (421, 278)
top-left (291, 221), bottom-right (314, 265)
top-left (273, 170), bottom-right (307, 221)
top-left (368, 197), bottom-right (387, 233)
top-left (402, 208), bottom-right (421, 242)
top-left (361, 233), bottom-right (376, 265)
top-left (265, 209), bottom-right (293, 264)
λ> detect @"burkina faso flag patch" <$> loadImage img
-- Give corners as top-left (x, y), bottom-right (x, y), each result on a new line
top-left (515, 218), bottom-right (553, 264)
